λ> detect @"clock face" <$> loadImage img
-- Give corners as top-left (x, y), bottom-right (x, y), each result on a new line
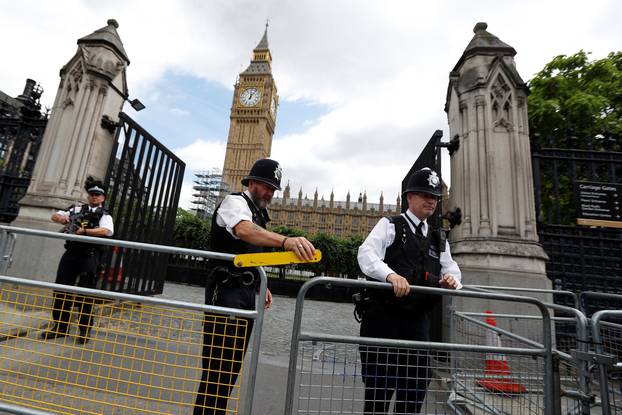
top-left (240, 87), bottom-right (261, 107)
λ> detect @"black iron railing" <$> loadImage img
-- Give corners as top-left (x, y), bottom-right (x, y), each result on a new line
top-left (102, 112), bottom-right (185, 295)
top-left (0, 99), bottom-right (47, 223)
top-left (532, 136), bottom-right (622, 300)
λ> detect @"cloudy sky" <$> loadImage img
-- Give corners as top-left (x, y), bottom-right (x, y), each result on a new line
top-left (2, 0), bottom-right (620, 210)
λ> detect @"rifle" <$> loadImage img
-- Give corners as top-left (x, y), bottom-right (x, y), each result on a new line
top-left (60, 207), bottom-right (90, 234)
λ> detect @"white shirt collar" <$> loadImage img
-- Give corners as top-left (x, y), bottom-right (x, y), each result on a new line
top-left (404, 209), bottom-right (427, 235)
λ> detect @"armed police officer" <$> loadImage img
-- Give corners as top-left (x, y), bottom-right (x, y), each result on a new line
top-left (357, 167), bottom-right (461, 414)
top-left (41, 178), bottom-right (113, 345)
top-left (194, 158), bottom-right (315, 415)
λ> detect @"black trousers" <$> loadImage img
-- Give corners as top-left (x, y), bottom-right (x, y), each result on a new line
top-left (194, 281), bottom-right (256, 415)
top-left (359, 304), bottom-right (431, 414)
top-left (52, 250), bottom-right (98, 334)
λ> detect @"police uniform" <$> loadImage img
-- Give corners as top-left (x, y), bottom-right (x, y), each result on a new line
top-left (44, 199), bottom-right (114, 343)
top-left (194, 159), bottom-right (279, 415)
top-left (357, 168), bottom-right (461, 414)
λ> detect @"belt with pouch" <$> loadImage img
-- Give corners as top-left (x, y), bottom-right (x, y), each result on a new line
top-left (211, 266), bottom-right (258, 287)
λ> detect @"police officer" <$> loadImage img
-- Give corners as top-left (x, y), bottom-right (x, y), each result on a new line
top-left (194, 159), bottom-right (315, 415)
top-left (41, 178), bottom-right (114, 345)
top-left (357, 167), bottom-right (461, 414)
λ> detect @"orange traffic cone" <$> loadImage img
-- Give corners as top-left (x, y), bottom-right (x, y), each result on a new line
top-left (476, 310), bottom-right (527, 394)
top-left (107, 246), bottom-right (123, 283)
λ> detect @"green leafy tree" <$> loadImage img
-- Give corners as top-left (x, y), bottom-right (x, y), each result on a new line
top-left (305, 233), bottom-right (338, 276)
top-left (528, 50), bottom-right (622, 150)
top-left (528, 51), bottom-right (622, 224)
top-left (267, 225), bottom-right (365, 279)
top-left (172, 208), bottom-right (211, 250)
top-left (340, 234), bottom-right (365, 279)
top-left (269, 225), bottom-right (307, 238)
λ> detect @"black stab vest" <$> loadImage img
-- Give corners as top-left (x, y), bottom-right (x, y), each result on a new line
top-left (210, 192), bottom-right (270, 269)
top-left (369, 215), bottom-right (443, 310)
top-left (65, 204), bottom-right (106, 253)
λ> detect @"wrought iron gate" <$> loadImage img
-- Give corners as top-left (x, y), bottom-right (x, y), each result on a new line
top-left (532, 133), bottom-right (622, 306)
top-left (0, 80), bottom-right (47, 223)
top-left (101, 112), bottom-right (185, 295)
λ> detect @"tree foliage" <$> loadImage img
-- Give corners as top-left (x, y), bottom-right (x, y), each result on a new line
top-left (172, 208), bottom-right (211, 250)
top-left (171, 212), bottom-right (366, 276)
top-left (269, 225), bottom-right (308, 238)
top-left (268, 224), bottom-right (365, 278)
top-left (528, 50), bottom-right (622, 150)
top-left (528, 51), bottom-right (622, 225)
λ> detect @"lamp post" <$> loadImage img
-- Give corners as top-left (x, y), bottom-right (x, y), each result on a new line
top-left (100, 82), bottom-right (145, 133)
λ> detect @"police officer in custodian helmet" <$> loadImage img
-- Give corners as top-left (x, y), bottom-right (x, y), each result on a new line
top-left (357, 167), bottom-right (462, 414)
top-left (41, 177), bottom-right (114, 345)
top-left (194, 159), bottom-right (316, 414)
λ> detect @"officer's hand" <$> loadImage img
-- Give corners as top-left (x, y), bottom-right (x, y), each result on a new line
top-left (440, 274), bottom-right (459, 289)
top-left (284, 236), bottom-right (316, 261)
top-left (264, 288), bottom-right (273, 309)
top-left (75, 228), bottom-right (86, 235)
top-left (386, 273), bottom-right (411, 297)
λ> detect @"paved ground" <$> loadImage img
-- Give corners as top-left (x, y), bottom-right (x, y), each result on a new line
top-left (157, 282), bottom-right (360, 414)
top-left (0, 281), bottom-right (576, 414)
top-left (0, 281), bottom-right (360, 415)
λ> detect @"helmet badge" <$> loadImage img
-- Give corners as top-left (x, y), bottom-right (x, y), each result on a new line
top-left (428, 171), bottom-right (440, 188)
top-left (274, 165), bottom-right (282, 181)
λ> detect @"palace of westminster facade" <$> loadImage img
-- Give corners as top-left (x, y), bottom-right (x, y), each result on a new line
top-left (194, 27), bottom-right (400, 237)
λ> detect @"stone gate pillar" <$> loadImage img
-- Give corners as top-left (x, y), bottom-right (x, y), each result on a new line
top-left (8, 19), bottom-right (129, 281)
top-left (445, 23), bottom-right (550, 312)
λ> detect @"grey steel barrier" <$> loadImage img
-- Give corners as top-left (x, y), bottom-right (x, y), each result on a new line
top-left (455, 309), bottom-right (592, 414)
top-left (580, 291), bottom-right (622, 317)
top-left (464, 285), bottom-right (594, 414)
top-left (284, 277), bottom-right (556, 415)
top-left (466, 284), bottom-right (580, 309)
top-left (0, 224), bottom-right (268, 415)
top-left (591, 310), bottom-right (622, 415)
top-left (0, 229), bottom-right (16, 274)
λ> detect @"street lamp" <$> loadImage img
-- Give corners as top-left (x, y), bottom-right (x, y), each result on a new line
top-left (106, 81), bottom-right (145, 112)
top-left (100, 82), bottom-right (145, 133)
top-left (129, 98), bottom-right (145, 112)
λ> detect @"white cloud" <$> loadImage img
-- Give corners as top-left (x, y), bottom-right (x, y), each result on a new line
top-left (173, 139), bottom-right (226, 172)
top-left (169, 107), bottom-right (190, 117)
top-left (172, 139), bottom-right (226, 209)
top-left (2, 0), bottom-right (621, 208)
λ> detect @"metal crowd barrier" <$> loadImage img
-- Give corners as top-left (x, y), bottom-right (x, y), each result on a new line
top-left (466, 284), bottom-right (580, 309)
top-left (591, 310), bottom-right (622, 415)
top-left (0, 225), bottom-right (268, 415)
top-left (0, 229), bottom-right (16, 275)
top-left (460, 292), bottom-right (594, 414)
top-left (283, 277), bottom-right (556, 415)
top-left (581, 291), bottom-right (622, 317)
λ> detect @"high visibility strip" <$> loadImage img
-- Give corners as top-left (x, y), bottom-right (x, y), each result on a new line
top-left (233, 250), bottom-right (322, 267)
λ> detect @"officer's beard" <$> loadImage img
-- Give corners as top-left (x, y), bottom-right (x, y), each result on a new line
top-left (249, 190), bottom-right (269, 209)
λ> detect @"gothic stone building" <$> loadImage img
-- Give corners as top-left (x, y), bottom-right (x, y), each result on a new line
top-left (268, 183), bottom-right (400, 237)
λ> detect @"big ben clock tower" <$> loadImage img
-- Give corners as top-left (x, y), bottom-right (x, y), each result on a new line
top-left (222, 25), bottom-right (278, 193)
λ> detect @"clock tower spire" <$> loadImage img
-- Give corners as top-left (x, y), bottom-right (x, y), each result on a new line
top-left (221, 25), bottom-right (278, 193)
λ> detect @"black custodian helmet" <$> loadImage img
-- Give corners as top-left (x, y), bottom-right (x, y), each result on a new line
top-left (403, 167), bottom-right (442, 197)
top-left (241, 158), bottom-right (282, 191)
top-left (84, 176), bottom-right (107, 195)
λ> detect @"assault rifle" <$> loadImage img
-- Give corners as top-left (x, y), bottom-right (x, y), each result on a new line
top-left (60, 208), bottom-right (90, 234)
